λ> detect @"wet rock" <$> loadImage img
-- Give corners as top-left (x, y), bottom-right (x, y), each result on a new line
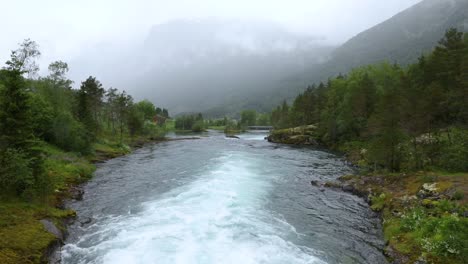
top-left (79, 217), bottom-right (93, 226)
top-left (40, 219), bottom-right (63, 241)
top-left (69, 187), bottom-right (84, 201)
top-left (310, 180), bottom-right (319, 186)
top-left (226, 135), bottom-right (240, 139)
top-left (43, 239), bottom-right (62, 264)
top-left (385, 245), bottom-right (410, 264)
top-left (342, 185), bottom-right (355, 192)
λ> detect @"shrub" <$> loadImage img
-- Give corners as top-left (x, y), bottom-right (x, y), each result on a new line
top-left (191, 120), bottom-right (205, 132)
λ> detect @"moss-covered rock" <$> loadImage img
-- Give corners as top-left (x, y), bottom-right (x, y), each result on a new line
top-left (267, 125), bottom-right (320, 145)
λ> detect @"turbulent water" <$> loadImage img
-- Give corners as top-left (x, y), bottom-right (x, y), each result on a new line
top-left (61, 131), bottom-right (387, 264)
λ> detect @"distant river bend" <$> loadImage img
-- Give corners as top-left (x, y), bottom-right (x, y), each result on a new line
top-left (61, 131), bottom-right (387, 264)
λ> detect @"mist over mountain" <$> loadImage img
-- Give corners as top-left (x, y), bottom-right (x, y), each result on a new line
top-left (128, 19), bottom-right (334, 116)
top-left (66, 0), bottom-right (467, 117)
top-left (305, 0), bottom-right (468, 82)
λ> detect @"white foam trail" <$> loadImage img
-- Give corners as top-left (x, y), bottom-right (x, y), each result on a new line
top-left (62, 153), bottom-right (325, 264)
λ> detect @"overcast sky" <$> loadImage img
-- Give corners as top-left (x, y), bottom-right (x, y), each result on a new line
top-left (0, 0), bottom-right (422, 74)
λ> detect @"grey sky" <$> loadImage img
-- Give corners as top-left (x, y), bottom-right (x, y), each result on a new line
top-left (0, 0), bottom-right (421, 74)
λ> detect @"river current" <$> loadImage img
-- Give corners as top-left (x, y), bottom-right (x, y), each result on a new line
top-left (61, 131), bottom-right (387, 264)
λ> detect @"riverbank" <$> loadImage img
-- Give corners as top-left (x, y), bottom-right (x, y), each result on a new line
top-left (268, 126), bottom-right (467, 263)
top-left (0, 135), bottom-right (177, 264)
top-left (325, 172), bottom-right (467, 264)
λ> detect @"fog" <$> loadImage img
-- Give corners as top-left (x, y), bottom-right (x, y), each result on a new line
top-left (0, 0), bottom-right (422, 114)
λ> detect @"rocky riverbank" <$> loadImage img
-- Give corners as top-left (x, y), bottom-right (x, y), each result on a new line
top-left (318, 172), bottom-right (467, 264)
top-left (267, 126), bottom-right (467, 263)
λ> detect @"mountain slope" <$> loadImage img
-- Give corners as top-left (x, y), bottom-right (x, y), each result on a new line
top-left (314, 0), bottom-right (468, 80)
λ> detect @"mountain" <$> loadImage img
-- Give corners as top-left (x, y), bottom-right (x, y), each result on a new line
top-left (305, 0), bottom-right (468, 84)
top-left (200, 0), bottom-right (468, 117)
top-left (130, 19), bottom-right (334, 116)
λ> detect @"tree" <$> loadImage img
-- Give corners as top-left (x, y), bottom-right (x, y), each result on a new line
top-left (5, 39), bottom-right (41, 78)
top-left (368, 85), bottom-right (405, 172)
top-left (134, 100), bottom-right (156, 121)
top-left (0, 41), bottom-right (47, 196)
top-left (77, 76), bottom-right (105, 135)
top-left (241, 110), bottom-right (257, 126)
top-left (162, 108), bottom-right (169, 118)
top-left (115, 91), bottom-right (133, 142)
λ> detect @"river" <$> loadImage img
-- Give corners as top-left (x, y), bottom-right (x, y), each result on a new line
top-left (61, 130), bottom-right (387, 264)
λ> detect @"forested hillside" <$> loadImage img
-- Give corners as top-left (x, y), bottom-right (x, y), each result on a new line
top-left (270, 29), bottom-right (468, 263)
top-left (272, 28), bottom-right (467, 172)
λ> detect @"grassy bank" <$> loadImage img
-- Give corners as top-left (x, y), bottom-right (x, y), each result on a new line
top-left (335, 172), bottom-right (467, 263)
top-left (0, 135), bottom-right (162, 264)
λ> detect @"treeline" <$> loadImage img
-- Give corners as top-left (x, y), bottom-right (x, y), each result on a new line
top-left (176, 110), bottom-right (271, 132)
top-left (272, 29), bottom-right (468, 172)
top-left (175, 113), bottom-right (205, 132)
top-left (0, 39), bottom-right (167, 199)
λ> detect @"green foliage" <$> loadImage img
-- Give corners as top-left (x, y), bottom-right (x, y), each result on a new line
top-left (370, 193), bottom-right (387, 211)
top-left (436, 128), bottom-right (468, 172)
top-left (175, 113), bottom-right (205, 132)
top-left (0, 149), bottom-right (33, 197)
top-left (191, 120), bottom-right (205, 132)
top-left (0, 39), bottom-right (169, 263)
top-left (240, 110), bottom-right (257, 126)
top-left (134, 100), bottom-right (157, 121)
top-left (271, 29), bottom-right (468, 173)
top-left (77, 76), bottom-right (105, 136)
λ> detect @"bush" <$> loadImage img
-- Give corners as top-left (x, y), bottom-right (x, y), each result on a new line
top-left (143, 120), bottom-right (165, 139)
top-left (419, 214), bottom-right (468, 258)
top-left (191, 120), bottom-right (205, 132)
top-left (370, 193), bottom-right (387, 211)
top-left (49, 112), bottom-right (92, 154)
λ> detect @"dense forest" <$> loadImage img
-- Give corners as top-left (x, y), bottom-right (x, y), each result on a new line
top-left (272, 28), bottom-right (468, 173)
top-left (0, 39), bottom-right (168, 201)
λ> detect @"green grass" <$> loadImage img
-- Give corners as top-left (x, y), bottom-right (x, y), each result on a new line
top-left (340, 171), bottom-right (468, 263)
top-left (0, 202), bottom-right (75, 264)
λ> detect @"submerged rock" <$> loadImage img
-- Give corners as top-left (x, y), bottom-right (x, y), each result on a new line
top-left (310, 180), bottom-right (319, 186)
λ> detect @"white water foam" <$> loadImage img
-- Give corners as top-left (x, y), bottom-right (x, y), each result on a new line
top-left (62, 153), bottom-right (324, 264)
